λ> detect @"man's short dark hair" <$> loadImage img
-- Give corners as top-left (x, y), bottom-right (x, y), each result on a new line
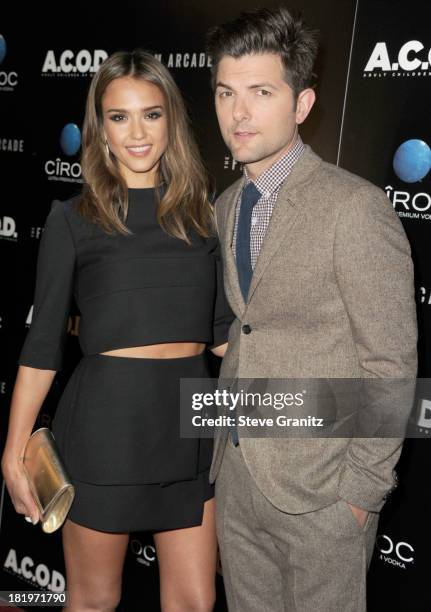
top-left (206, 6), bottom-right (319, 98)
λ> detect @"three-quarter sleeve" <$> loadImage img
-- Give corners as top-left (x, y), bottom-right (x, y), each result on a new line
top-left (18, 200), bottom-right (76, 371)
top-left (209, 238), bottom-right (235, 349)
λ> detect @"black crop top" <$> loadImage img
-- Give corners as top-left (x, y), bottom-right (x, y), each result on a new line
top-left (19, 188), bottom-right (234, 371)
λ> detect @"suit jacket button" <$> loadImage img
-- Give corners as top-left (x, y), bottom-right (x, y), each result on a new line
top-left (242, 324), bottom-right (252, 334)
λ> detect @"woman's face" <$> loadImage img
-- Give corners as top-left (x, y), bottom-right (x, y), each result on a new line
top-left (102, 76), bottom-right (168, 188)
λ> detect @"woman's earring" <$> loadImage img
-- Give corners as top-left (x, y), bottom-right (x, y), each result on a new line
top-left (105, 140), bottom-right (110, 156)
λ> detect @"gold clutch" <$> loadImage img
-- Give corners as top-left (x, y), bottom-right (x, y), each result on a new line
top-left (22, 427), bottom-right (75, 533)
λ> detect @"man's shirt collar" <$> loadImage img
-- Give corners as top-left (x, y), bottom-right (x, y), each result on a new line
top-left (243, 135), bottom-right (305, 197)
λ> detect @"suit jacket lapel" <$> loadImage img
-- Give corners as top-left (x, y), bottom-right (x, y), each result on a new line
top-left (246, 178), bottom-right (298, 303)
top-left (247, 146), bottom-right (322, 303)
top-left (221, 176), bottom-right (245, 315)
top-left (220, 145), bottom-right (322, 312)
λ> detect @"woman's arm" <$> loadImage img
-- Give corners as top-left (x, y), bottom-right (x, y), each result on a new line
top-left (2, 199), bottom-right (76, 523)
top-left (1, 366), bottom-right (56, 523)
top-left (209, 237), bottom-right (234, 357)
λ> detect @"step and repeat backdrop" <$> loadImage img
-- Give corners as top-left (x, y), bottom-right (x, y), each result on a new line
top-left (0, 0), bottom-right (430, 610)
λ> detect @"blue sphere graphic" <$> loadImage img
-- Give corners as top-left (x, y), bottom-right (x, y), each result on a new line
top-left (60, 123), bottom-right (81, 156)
top-left (0, 35), bottom-right (6, 64)
top-left (393, 139), bottom-right (431, 183)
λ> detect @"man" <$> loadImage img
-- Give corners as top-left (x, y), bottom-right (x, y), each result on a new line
top-left (206, 7), bottom-right (417, 612)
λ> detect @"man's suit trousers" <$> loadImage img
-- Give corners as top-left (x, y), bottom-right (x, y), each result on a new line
top-left (216, 439), bottom-right (380, 612)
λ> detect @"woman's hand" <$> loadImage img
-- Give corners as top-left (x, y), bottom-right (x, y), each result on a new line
top-left (1, 454), bottom-right (40, 525)
top-left (210, 342), bottom-right (228, 358)
top-left (1, 365), bottom-right (56, 526)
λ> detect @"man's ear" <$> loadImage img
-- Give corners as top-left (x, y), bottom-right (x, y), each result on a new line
top-left (295, 88), bottom-right (316, 125)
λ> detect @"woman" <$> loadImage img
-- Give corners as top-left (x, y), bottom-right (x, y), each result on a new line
top-left (1, 50), bottom-right (232, 612)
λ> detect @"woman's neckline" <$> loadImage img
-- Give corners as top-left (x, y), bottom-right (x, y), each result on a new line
top-left (128, 182), bottom-right (165, 191)
top-left (128, 186), bottom-right (156, 191)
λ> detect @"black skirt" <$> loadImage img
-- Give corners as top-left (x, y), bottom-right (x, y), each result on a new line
top-left (52, 352), bottom-right (214, 533)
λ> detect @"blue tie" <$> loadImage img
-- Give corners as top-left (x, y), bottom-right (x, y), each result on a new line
top-left (236, 182), bottom-right (261, 302)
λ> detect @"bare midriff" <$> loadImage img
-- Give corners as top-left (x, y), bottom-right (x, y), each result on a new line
top-left (100, 342), bottom-right (206, 359)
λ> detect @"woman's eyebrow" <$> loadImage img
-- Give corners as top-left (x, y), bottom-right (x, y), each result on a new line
top-left (106, 105), bottom-right (164, 112)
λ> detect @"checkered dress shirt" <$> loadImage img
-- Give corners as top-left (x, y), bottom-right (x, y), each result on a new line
top-left (232, 136), bottom-right (305, 269)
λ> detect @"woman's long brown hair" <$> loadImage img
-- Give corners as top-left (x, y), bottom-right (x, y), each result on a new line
top-left (80, 49), bottom-right (214, 242)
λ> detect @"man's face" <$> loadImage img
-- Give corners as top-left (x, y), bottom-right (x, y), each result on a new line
top-left (214, 53), bottom-right (314, 179)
